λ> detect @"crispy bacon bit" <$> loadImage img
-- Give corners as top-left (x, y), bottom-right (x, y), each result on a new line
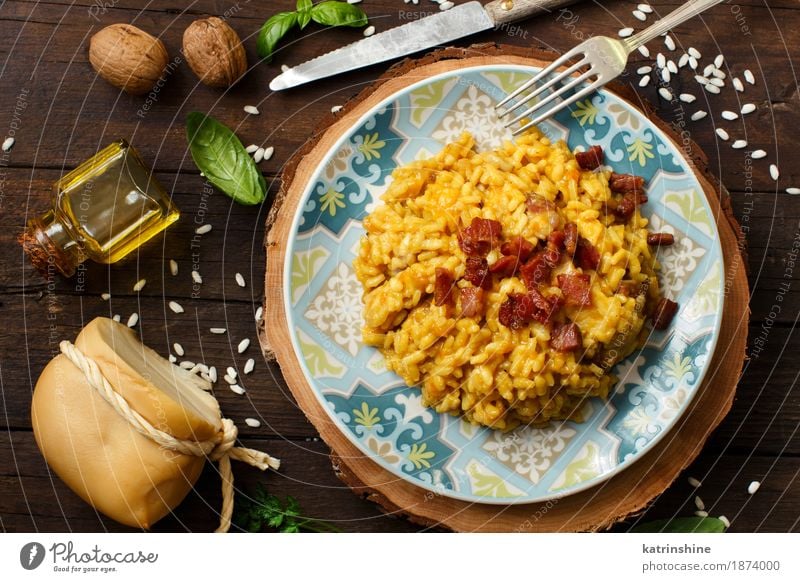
top-left (575, 239), bottom-right (601, 270)
top-left (500, 236), bottom-right (535, 262)
top-left (548, 229), bottom-right (566, 251)
top-left (618, 280), bottom-right (646, 297)
top-left (458, 217), bottom-right (503, 257)
top-left (609, 173), bottom-right (645, 194)
top-left (520, 252), bottom-right (552, 288)
top-left (558, 273), bottom-right (592, 307)
top-left (526, 195), bottom-right (563, 230)
top-left (434, 268), bottom-right (455, 307)
top-left (615, 192), bottom-right (649, 220)
top-left (575, 145), bottom-right (604, 170)
top-left (647, 232), bottom-right (675, 246)
top-left (564, 223), bottom-right (579, 256)
top-left (464, 257), bottom-right (492, 289)
top-left (499, 293), bottom-right (535, 330)
top-left (652, 298), bottom-right (679, 330)
top-left (489, 255), bottom-right (520, 278)
top-left (460, 287), bottom-right (485, 318)
top-left (551, 322), bottom-right (583, 352)
top-left (499, 290), bottom-right (560, 329)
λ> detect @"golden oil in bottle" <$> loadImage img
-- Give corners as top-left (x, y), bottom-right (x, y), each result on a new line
top-left (20, 139), bottom-right (179, 277)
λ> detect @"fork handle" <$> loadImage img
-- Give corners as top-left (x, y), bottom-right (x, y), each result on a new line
top-left (484, 0), bottom-right (580, 26)
top-left (625, 0), bottom-right (727, 50)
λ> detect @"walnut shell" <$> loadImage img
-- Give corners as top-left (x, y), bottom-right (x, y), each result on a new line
top-left (183, 17), bottom-right (247, 88)
top-left (89, 24), bottom-right (169, 95)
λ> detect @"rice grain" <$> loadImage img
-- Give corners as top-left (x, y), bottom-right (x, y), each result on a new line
top-left (715, 128), bottom-right (729, 141)
top-left (244, 105), bottom-right (260, 115)
top-left (237, 338), bottom-right (250, 353)
top-left (748, 480), bottom-right (760, 494)
top-left (173, 342), bottom-right (185, 356)
top-left (210, 327), bottom-right (227, 334)
top-left (169, 300), bottom-right (184, 314)
top-left (195, 224), bottom-right (212, 235)
top-left (244, 358), bottom-right (255, 374)
top-left (169, 259), bottom-right (179, 276)
top-left (229, 384), bottom-right (246, 395)
top-left (244, 418), bottom-right (261, 428)
top-left (133, 278), bottom-right (147, 292)
top-left (235, 272), bottom-right (246, 287)
top-left (126, 313), bottom-right (139, 328)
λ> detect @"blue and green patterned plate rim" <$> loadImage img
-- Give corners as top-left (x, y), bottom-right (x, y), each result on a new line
top-left (283, 65), bottom-right (724, 505)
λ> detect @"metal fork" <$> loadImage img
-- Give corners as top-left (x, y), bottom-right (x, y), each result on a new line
top-left (497, 0), bottom-right (726, 135)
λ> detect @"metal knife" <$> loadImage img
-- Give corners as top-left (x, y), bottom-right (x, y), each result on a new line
top-left (270, 0), bottom-right (580, 91)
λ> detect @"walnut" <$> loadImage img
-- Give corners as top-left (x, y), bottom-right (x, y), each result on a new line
top-left (183, 17), bottom-right (247, 88)
top-left (89, 24), bottom-right (169, 95)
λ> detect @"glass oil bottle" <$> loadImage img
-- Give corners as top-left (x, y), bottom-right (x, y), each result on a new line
top-left (20, 139), bottom-right (179, 277)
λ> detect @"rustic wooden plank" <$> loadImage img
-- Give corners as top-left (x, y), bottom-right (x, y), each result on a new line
top-left (0, 1), bottom-right (798, 191)
top-left (0, 434), bottom-right (421, 532)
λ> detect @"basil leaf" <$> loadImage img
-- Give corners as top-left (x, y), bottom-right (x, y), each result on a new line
top-left (185, 112), bottom-right (266, 206)
top-left (257, 11), bottom-right (298, 61)
top-left (297, 0), bottom-right (313, 29)
top-left (310, 1), bottom-right (368, 27)
top-left (631, 517), bottom-right (727, 533)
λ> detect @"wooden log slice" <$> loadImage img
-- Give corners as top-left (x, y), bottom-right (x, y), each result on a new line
top-left (260, 44), bottom-right (749, 532)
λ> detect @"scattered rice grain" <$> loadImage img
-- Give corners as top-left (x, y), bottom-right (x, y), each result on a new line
top-left (688, 476), bottom-right (702, 488)
top-left (705, 84), bottom-right (721, 94)
top-left (636, 65), bottom-right (652, 75)
top-left (715, 128), bottom-right (730, 141)
top-left (708, 77), bottom-right (725, 88)
top-left (638, 45), bottom-right (650, 58)
top-left (695, 75), bottom-right (708, 85)
top-left (632, 9), bottom-right (647, 21)
top-left (112, 314), bottom-right (121, 322)
top-left (169, 300), bottom-right (184, 314)
top-left (719, 515), bottom-right (731, 528)
top-left (678, 54), bottom-right (689, 68)
top-left (235, 272), bottom-right (246, 287)
top-left (714, 54), bottom-right (724, 68)
top-left (169, 259), bottom-right (179, 276)
top-left (227, 366), bottom-right (238, 378)
top-left (192, 270), bottom-right (203, 284)
top-left (661, 69), bottom-right (671, 83)
top-left (244, 358), bottom-right (255, 374)
top-left (667, 60), bottom-right (678, 74)
top-left (244, 418), bottom-right (261, 428)
top-left (210, 327), bottom-right (227, 334)
top-left (237, 338), bottom-right (250, 353)
top-left (733, 77), bottom-right (744, 92)
top-left (741, 103), bottom-right (756, 115)
top-left (2, 137), bottom-right (14, 152)
top-left (658, 87), bottom-right (673, 101)
top-left (133, 278), bottom-right (147, 292)
top-left (439, 1), bottom-right (454, 10)
top-left (770, 164), bottom-right (780, 181)
top-left (281, 64), bottom-right (290, 73)
top-left (209, 366), bottom-right (218, 383)
top-left (664, 35), bottom-right (676, 51)
top-left (688, 47), bottom-right (701, 59)
top-left (224, 374), bottom-right (237, 385)
top-left (747, 480), bottom-right (760, 494)
top-left (712, 69), bottom-right (726, 80)
top-left (638, 3), bottom-right (653, 13)
top-left (679, 93), bottom-right (696, 103)
top-left (744, 69), bottom-right (755, 84)
top-left (691, 110), bottom-right (708, 121)
top-left (721, 110), bottom-right (738, 121)
top-left (255, 306), bottom-right (263, 321)
top-left (263, 146), bottom-right (274, 161)
top-left (331, 105), bottom-right (343, 113)
top-left (703, 64), bottom-right (715, 77)
top-left (638, 75), bottom-right (650, 88)
top-left (101, 292), bottom-right (111, 301)
top-left (244, 105), bottom-right (260, 115)
top-left (688, 56), bottom-right (698, 70)
top-left (732, 140), bottom-right (748, 149)
top-left (127, 313), bottom-right (139, 328)
top-left (694, 510), bottom-right (709, 518)
top-left (253, 147), bottom-right (265, 163)
top-left (245, 144), bottom-right (259, 154)
top-left (694, 495), bottom-right (705, 510)
top-left (229, 384), bottom-right (246, 395)
top-left (180, 360), bottom-right (196, 369)
top-left (786, 188), bottom-right (800, 195)
top-left (173, 342), bottom-right (185, 357)
top-left (619, 27), bottom-right (634, 38)
top-left (656, 53), bottom-right (666, 68)
top-left (751, 149), bottom-right (767, 159)
top-left (195, 224), bottom-right (212, 235)
top-left (168, 354), bottom-right (177, 363)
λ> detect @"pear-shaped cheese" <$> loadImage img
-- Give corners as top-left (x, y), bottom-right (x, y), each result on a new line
top-left (31, 317), bottom-right (222, 529)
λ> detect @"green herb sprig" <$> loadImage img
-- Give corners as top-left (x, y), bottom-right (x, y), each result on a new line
top-left (258, 0), bottom-right (368, 63)
top-left (631, 517), bottom-right (728, 533)
top-left (185, 112), bottom-right (267, 206)
top-left (234, 484), bottom-right (341, 533)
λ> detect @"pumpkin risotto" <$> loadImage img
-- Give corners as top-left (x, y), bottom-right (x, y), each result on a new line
top-left (353, 131), bottom-right (678, 431)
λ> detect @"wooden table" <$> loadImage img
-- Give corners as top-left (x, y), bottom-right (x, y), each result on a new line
top-left (1, 0), bottom-right (798, 533)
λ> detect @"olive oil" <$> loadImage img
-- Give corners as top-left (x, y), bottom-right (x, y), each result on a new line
top-left (21, 140), bottom-right (179, 277)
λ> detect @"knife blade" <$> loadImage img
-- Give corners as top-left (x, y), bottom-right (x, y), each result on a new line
top-left (269, 0), bottom-right (579, 91)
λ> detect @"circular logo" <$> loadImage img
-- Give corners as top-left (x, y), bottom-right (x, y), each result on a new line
top-left (19, 542), bottom-right (46, 570)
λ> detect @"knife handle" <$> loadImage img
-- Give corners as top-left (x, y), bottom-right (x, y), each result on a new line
top-left (484, 0), bottom-right (579, 26)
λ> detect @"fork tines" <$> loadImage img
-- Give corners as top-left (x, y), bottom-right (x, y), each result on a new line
top-left (496, 48), bottom-right (601, 136)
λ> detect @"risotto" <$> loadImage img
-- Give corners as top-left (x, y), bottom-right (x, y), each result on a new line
top-left (353, 130), bottom-right (678, 431)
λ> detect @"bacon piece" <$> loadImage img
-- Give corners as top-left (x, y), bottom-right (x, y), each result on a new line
top-left (529, 288), bottom-right (560, 324)
top-left (647, 232), bottom-right (675, 246)
top-left (652, 298), bottom-right (679, 330)
top-left (609, 173), bottom-right (645, 194)
top-left (551, 322), bottom-right (583, 352)
top-left (520, 252), bottom-right (552, 288)
top-left (489, 255), bottom-right (520, 278)
top-left (500, 236), bottom-right (535, 262)
top-left (463, 257), bottom-right (492, 290)
top-left (615, 192), bottom-right (649, 220)
top-left (458, 217), bottom-right (503, 257)
top-left (575, 145), bottom-right (604, 170)
top-left (499, 293), bottom-right (535, 330)
top-left (548, 229), bottom-right (566, 251)
top-left (460, 287), bottom-right (485, 318)
top-left (434, 268), bottom-right (454, 307)
top-left (575, 239), bottom-right (601, 270)
top-left (564, 223), bottom-right (578, 257)
top-left (558, 273), bottom-right (592, 307)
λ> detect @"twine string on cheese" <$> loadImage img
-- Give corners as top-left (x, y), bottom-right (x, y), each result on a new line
top-left (59, 340), bottom-right (280, 533)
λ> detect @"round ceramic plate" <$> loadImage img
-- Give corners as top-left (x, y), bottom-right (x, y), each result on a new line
top-left (283, 65), bottom-right (724, 504)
